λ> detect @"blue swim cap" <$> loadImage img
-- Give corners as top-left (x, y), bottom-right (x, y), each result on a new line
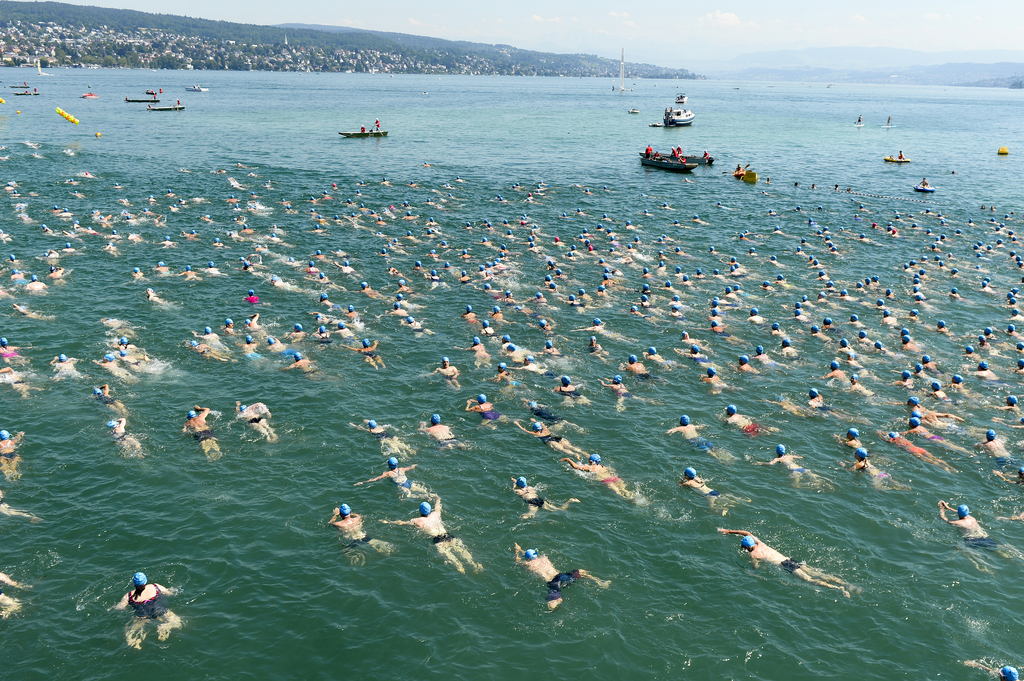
top-left (680, 415), bottom-right (690, 426)
top-left (367, 420), bottom-right (378, 429)
top-left (561, 375), bottom-right (571, 386)
top-left (105, 353), bottom-right (115, 361)
top-left (59, 354), bottom-right (67, 362)
top-left (132, 572), bottom-right (147, 587)
top-left (726, 404), bottom-right (737, 415)
top-left (855, 447), bottom-right (867, 460)
top-left (741, 536), bottom-right (756, 549)
top-left (419, 502), bottom-right (432, 516)
top-left (0, 431), bottom-right (8, 441)
top-left (431, 414), bottom-right (441, 425)
top-left (629, 354), bottom-right (637, 363)
top-left (830, 360), bottom-right (839, 370)
top-left (188, 410), bottom-right (197, 419)
top-left (339, 504), bottom-right (351, 517)
top-left (477, 394), bottom-right (487, 404)
top-left (388, 457), bottom-right (398, 470)
top-left (684, 467), bottom-right (696, 480)
top-left (707, 367), bottom-right (717, 377)
top-left (1010, 396), bottom-right (1019, 406)
top-left (909, 417), bottom-right (921, 427)
top-left (848, 428), bottom-right (859, 438)
top-left (516, 476), bottom-right (528, 488)
top-left (107, 420), bottom-right (117, 428)
top-left (809, 388), bottom-right (819, 398)
top-left (524, 549), bottom-right (538, 560)
top-left (776, 444), bottom-right (786, 456)
top-left (987, 429), bottom-right (997, 441)
top-left (979, 361), bottom-right (989, 370)
top-left (1001, 666), bottom-right (1019, 681)
top-left (293, 353), bottom-right (303, 361)
top-left (957, 504), bottom-right (969, 518)
top-left (902, 370), bottom-right (911, 380)
top-left (589, 454), bottom-right (602, 464)
top-left (932, 381), bottom-right (941, 391)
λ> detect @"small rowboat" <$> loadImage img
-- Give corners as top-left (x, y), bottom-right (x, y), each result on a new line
top-left (884, 156), bottom-right (911, 163)
top-left (13, 91), bottom-right (39, 96)
top-left (639, 154), bottom-right (698, 173)
top-left (81, 92), bottom-right (98, 99)
top-left (339, 131), bottom-right (388, 138)
top-left (913, 185), bottom-right (935, 193)
top-left (148, 104), bottom-right (184, 111)
top-left (126, 97), bottom-right (159, 103)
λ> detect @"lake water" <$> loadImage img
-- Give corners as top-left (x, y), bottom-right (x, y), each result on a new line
top-left (1, 67), bottom-right (1022, 679)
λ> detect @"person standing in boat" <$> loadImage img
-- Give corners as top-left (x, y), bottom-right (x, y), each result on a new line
top-left (375, 118), bottom-right (380, 131)
top-left (644, 145), bottom-right (653, 159)
top-left (361, 125), bottom-right (366, 133)
top-left (856, 115), bottom-right (862, 125)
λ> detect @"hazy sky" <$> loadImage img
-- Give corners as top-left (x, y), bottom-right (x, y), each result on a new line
top-left (56, 0), bottom-right (1024, 66)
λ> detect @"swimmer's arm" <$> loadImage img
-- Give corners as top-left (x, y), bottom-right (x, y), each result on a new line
top-left (356, 473), bottom-right (388, 485)
top-left (514, 422), bottom-right (530, 433)
top-left (992, 470), bottom-right (1014, 483)
top-left (753, 459), bottom-right (778, 466)
top-left (379, 519), bottom-right (410, 526)
top-left (937, 500), bottom-right (954, 522)
top-left (112, 592), bottom-right (130, 610)
top-left (561, 458), bottom-right (586, 471)
top-left (154, 583), bottom-right (176, 596)
top-left (962, 661), bottom-right (997, 673)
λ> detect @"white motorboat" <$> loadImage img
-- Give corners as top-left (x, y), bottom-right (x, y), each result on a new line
top-left (628, 108), bottom-right (639, 114)
top-left (675, 94), bottom-right (687, 104)
top-left (186, 85), bottom-right (209, 92)
top-left (663, 107), bottom-right (696, 127)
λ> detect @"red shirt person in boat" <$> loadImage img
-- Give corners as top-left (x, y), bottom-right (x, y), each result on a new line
top-left (375, 119), bottom-right (380, 131)
top-left (644, 146), bottom-right (653, 159)
top-left (361, 126), bottom-right (367, 133)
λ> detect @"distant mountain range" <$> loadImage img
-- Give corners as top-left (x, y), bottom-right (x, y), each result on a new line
top-left (687, 47), bottom-right (1024, 86)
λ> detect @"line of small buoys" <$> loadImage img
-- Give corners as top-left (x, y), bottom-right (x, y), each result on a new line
top-left (55, 107), bottom-right (79, 125)
top-left (844, 190), bottom-right (936, 204)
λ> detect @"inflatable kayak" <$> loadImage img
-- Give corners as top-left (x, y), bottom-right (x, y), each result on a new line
top-left (884, 157), bottom-right (911, 163)
top-left (913, 185), bottom-right (935, 193)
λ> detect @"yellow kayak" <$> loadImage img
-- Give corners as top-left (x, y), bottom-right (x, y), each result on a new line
top-left (884, 156), bottom-right (911, 163)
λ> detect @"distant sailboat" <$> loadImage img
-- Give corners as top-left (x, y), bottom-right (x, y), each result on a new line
top-left (36, 59), bottom-right (51, 77)
top-left (619, 49), bottom-right (625, 92)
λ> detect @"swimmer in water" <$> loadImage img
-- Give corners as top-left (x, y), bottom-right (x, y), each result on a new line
top-left (345, 338), bottom-right (385, 369)
top-left (112, 572), bottom-right (182, 649)
top-left (756, 444), bottom-right (832, 490)
top-left (513, 543), bottom-right (609, 610)
top-left (0, 571), bottom-right (31, 618)
top-left (466, 393), bottom-right (502, 424)
top-left (977, 429), bottom-right (1009, 457)
top-left (183, 406), bottom-right (221, 460)
top-left (357, 458), bottom-right (429, 499)
top-left (516, 420), bottom-right (592, 459)
top-left (679, 467), bottom-right (747, 515)
top-left (351, 419), bottom-right (416, 457)
top-left (554, 375), bottom-right (589, 405)
top-left (418, 414), bottom-right (463, 449)
top-left (0, 366), bottom-right (40, 399)
top-left (107, 418), bottom-right (144, 458)
top-left (281, 352), bottom-right (316, 374)
top-left (433, 356), bottom-right (461, 389)
top-left (937, 501), bottom-right (1018, 563)
top-left (992, 467), bottom-right (1024, 487)
top-left (717, 529), bottom-right (857, 598)
top-left (93, 384), bottom-right (127, 416)
top-left (49, 353), bottom-right (79, 380)
top-left (511, 476), bottom-right (579, 519)
top-left (0, 429), bottom-right (25, 481)
top-left (380, 498), bottom-right (482, 573)
top-left (455, 336), bottom-right (491, 367)
top-left (879, 431), bottom-right (957, 474)
top-left (842, 447), bottom-right (905, 490)
top-left (962, 662), bottom-right (1020, 681)
top-left (561, 453), bottom-right (633, 500)
top-left (235, 402), bottom-right (278, 442)
top-left (723, 404), bottom-right (778, 436)
top-left (0, 488), bottom-right (41, 521)
top-left (329, 504), bottom-right (396, 564)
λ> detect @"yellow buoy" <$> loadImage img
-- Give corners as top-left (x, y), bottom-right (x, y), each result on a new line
top-left (998, 147), bottom-right (1009, 155)
top-left (95, 132), bottom-right (101, 138)
top-left (743, 171), bottom-right (758, 183)
top-left (16, 110), bottom-right (21, 114)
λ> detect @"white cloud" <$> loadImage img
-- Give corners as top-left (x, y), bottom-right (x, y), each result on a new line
top-left (609, 12), bottom-right (629, 18)
top-left (408, 18), bottom-right (421, 26)
top-left (698, 10), bottom-right (744, 28)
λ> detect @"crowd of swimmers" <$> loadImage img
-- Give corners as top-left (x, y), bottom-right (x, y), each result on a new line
top-left (0, 161), bottom-right (1022, 673)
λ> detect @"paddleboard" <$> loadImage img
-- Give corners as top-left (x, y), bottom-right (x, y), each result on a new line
top-left (853, 124), bottom-right (864, 127)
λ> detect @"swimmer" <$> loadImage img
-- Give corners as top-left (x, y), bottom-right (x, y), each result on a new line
top-left (0, 488), bottom-right (41, 522)
top-left (466, 393), bottom-right (502, 424)
top-left (937, 501), bottom-right (1014, 560)
top-left (235, 402), bottom-right (278, 442)
top-left (717, 529), bottom-right (857, 597)
top-left (880, 431), bottom-right (957, 473)
top-left (345, 338), bottom-right (385, 369)
top-left (0, 571), bottom-right (30, 618)
top-left (92, 384), bottom-right (127, 416)
top-left (723, 404), bottom-right (777, 436)
top-left (587, 336), bottom-right (609, 359)
top-left (513, 543), bottom-right (609, 610)
top-left (188, 339), bottom-right (231, 362)
top-left (835, 427), bottom-right (862, 449)
top-left (755, 444), bottom-right (831, 489)
top-left (977, 429), bottom-right (1009, 457)
top-left (600, 375), bottom-right (638, 411)
top-left (49, 353), bottom-right (79, 380)
top-left (516, 421), bottom-right (591, 459)
top-left (554, 375), bottom-right (588, 404)
top-left (0, 367), bottom-right (40, 398)
top-left (112, 572), bottom-right (182, 649)
top-left (281, 352), bottom-right (316, 374)
top-left (351, 419), bottom-right (416, 457)
top-left (679, 467), bottom-right (747, 514)
top-left (511, 476), bottom-right (579, 519)
top-left (992, 467), bottom-right (1024, 486)
top-left (962, 662), bottom-right (1020, 681)
top-left (357, 458), bottom-right (429, 499)
top-left (843, 447), bottom-right (904, 490)
top-left (418, 414), bottom-right (462, 449)
top-left (107, 418), bottom-right (144, 457)
top-left (562, 453), bottom-right (633, 500)
top-left (183, 406), bottom-right (221, 460)
top-left (380, 498), bottom-right (482, 573)
top-left (329, 504), bottom-right (395, 563)
top-left (0, 429), bottom-right (24, 481)
top-left (433, 357), bottom-right (461, 389)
